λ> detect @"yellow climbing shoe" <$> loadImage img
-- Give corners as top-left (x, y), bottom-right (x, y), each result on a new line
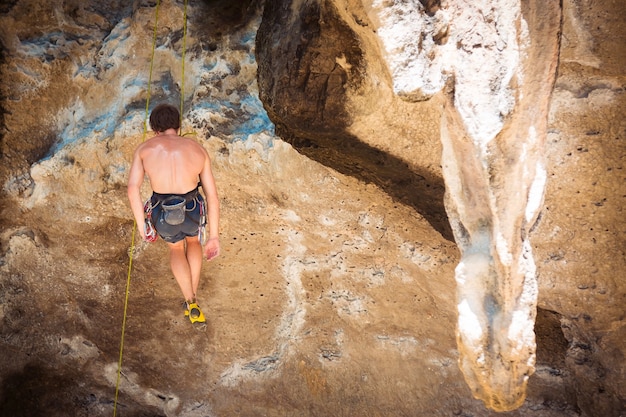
top-left (186, 302), bottom-right (206, 324)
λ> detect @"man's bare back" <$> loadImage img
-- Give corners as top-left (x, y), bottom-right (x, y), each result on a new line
top-left (136, 131), bottom-right (209, 194)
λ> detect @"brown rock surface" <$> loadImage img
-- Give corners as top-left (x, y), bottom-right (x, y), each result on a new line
top-left (0, 1), bottom-right (624, 416)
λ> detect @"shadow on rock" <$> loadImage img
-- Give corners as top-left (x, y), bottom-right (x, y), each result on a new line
top-left (0, 364), bottom-right (75, 417)
top-left (284, 131), bottom-right (453, 241)
top-left (0, 363), bottom-right (166, 417)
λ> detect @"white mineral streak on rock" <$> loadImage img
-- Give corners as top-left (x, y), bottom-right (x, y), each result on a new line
top-left (525, 163), bottom-right (547, 224)
top-left (442, 0), bottom-right (543, 411)
top-left (451, 1), bottom-right (521, 149)
top-left (373, 0), bottom-right (550, 411)
top-left (370, 0), bottom-right (448, 101)
top-left (220, 225), bottom-right (307, 387)
top-left (103, 363), bottom-right (182, 416)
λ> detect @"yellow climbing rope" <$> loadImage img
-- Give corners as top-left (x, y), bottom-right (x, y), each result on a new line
top-left (112, 0), bottom-right (188, 415)
top-left (179, 0), bottom-right (188, 134)
top-left (112, 1), bottom-right (160, 415)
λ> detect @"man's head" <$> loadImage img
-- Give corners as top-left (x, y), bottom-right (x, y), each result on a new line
top-left (150, 103), bottom-right (180, 133)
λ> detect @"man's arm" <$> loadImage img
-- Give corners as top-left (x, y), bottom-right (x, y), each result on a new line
top-left (127, 146), bottom-right (148, 240)
top-left (199, 149), bottom-right (220, 260)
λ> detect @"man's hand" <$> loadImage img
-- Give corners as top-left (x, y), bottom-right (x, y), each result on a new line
top-left (138, 227), bottom-right (147, 241)
top-left (204, 237), bottom-right (220, 260)
top-left (135, 221), bottom-right (148, 241)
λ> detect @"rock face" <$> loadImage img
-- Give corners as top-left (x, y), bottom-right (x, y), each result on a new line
top-left (256, 0), bottom-right (625, 415)
top-left (0, 1), bottom-right (624, 417)
top-left (258, 4), bottom-right (561, 410)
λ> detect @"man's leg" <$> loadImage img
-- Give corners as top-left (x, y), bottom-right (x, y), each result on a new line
top-left (184, 236), bottom-right (203, 298)
top-left (167, 240), bottom-right (195, 302)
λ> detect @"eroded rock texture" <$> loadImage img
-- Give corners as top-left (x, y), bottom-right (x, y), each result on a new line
top-left (257, 0), bottom-right (624, 415)
top-left (257, 0), bottom-right (559, 411)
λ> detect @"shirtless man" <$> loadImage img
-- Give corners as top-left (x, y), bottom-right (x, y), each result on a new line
top-left (127, 103), bottom-right (220, 324)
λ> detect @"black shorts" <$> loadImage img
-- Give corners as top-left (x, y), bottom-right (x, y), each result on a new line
top-left (150, 188), bottom-right (204, 243)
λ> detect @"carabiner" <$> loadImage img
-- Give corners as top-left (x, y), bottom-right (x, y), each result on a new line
top-left (144, 219), bottom-right (158, 242)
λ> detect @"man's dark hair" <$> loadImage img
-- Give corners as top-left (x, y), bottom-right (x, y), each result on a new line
top-left (149, 103), bottom-right (180, 132)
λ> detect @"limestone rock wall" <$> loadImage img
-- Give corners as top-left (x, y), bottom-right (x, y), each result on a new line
top-left (256, 0), bottom-right (625, 415)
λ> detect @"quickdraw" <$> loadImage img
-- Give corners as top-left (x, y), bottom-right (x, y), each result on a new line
top-left (198, 196), bottom-right (207, 245)
top-left (143, 199), bottom-right (158, 242)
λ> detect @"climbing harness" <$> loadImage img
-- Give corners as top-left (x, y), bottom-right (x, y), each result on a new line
top-left (113, 0), bottom-right (191, 415)
top-left (144, 188), bottom-right (203, 228)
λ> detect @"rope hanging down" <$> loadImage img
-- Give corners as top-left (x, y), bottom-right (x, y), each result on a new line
top-left (178, 0), bottom-right (197, 138)
top-left (113, 0), bottom-right (188, 415)
top-left (179, 0), bottom-right (188, 134)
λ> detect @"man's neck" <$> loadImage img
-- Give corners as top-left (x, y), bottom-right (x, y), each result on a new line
top-left (157, 128), bottom-right (178, 136)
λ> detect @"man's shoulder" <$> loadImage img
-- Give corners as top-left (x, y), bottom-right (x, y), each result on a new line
top-left (135, 138), bottom-right (157, 153)
top-left (183, 137), bottom-right (209, 154)
top-left (140, 136), bottom-right (163, 145)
